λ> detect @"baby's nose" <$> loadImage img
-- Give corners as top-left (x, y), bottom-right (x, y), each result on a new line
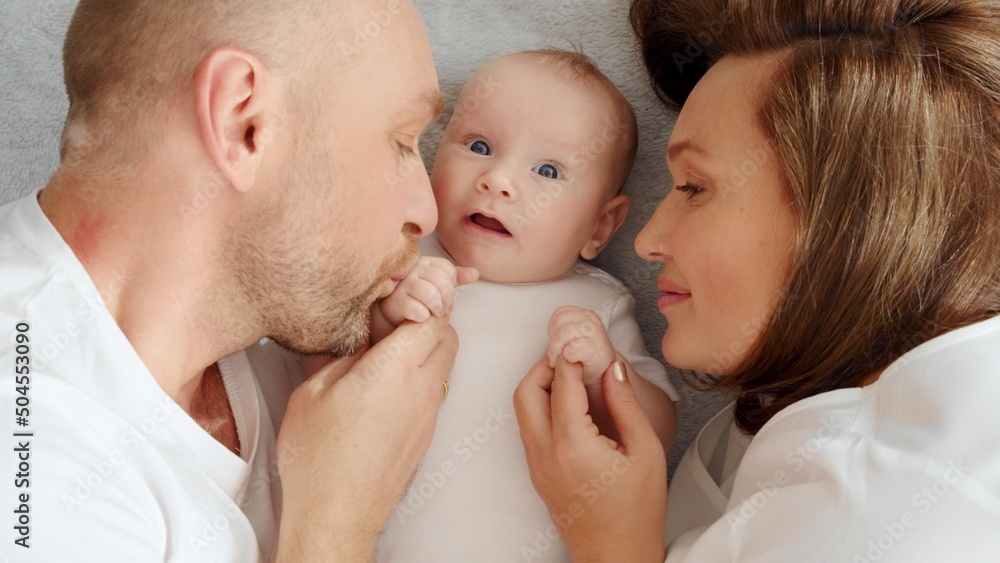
top-left (477, 172), bottom-right (517, 201)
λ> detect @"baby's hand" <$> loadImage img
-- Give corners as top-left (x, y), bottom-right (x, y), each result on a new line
top-left (546, 306), bottom-right (616, 388)
top-left (379, 256), bottom-right (479, 326)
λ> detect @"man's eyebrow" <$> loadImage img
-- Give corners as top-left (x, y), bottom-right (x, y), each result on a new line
top-left (667, 140), bottom-right (710, 161)
top-left (397, 89), bottom-right (446, 124)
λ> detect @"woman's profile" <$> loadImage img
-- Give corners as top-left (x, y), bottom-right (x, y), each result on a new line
top-left (515, 0), bottom-right (1000, 560)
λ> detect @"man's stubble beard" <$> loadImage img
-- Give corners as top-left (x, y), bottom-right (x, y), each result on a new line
top-left (223, 174), bottom-right (420, 357)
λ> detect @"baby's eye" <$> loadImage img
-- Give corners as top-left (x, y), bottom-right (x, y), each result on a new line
top-left (533, 163), bottom-right (560, 180)
top-left (467, 140), bottom-right (491, 156)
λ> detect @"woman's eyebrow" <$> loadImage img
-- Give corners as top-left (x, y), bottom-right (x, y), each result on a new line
top-left (667, 140), bottom-right (710, 162)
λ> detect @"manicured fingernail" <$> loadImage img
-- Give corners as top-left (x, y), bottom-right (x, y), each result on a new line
top-left (613, 361), bottom-right (628, 383)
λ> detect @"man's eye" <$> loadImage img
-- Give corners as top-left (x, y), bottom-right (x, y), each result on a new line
top-left (533, 163), bottom-right (560, 180)
top-left (675, 183), bottom-right (706, 198)
top-left (398, 144), bottom-right (417, 158)
top-left (467, 140), bottom-right (491, 155)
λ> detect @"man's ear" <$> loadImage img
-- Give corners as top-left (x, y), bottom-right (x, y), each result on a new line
top-left (193, 48), bottom-right (273, 193)
top-left (580, 194), bottom-right (631, 260)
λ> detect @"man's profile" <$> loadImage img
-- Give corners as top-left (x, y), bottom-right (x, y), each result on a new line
top-left (0, 1), bottom-right (457, 560)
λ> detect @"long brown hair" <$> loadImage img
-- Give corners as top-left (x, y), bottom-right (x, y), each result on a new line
top-left (631, 0), bottom-right (1000, 433)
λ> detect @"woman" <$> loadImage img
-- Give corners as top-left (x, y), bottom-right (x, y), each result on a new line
top-left (514, 0), bottom-right (1000, 560)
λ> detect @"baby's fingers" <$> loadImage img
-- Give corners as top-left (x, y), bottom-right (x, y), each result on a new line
top-left (456, 267), bottom-right (480, 286)
top-left (400, 277), bottom-right (445, 318)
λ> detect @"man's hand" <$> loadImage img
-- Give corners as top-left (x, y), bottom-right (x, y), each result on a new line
top-left (274, 315), bottom-right (458, 562)
top-left (545, 306), bottom-right (616, 388)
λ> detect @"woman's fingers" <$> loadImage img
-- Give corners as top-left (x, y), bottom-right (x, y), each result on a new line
top-left (514, 358), bottom-right (556, 455)
top-left (602, 361), bottom-right (661, 454)
top-left (549, 356), bottom-right (597, 444)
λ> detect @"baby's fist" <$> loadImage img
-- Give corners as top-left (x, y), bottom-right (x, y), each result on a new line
top-left (379, 256), bottom-right (478, 326)
top-left (546, 306), bottom-right (616, 388)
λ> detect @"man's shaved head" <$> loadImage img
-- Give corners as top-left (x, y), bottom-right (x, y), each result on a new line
top-left (60, 0), bottom-right (369, 163)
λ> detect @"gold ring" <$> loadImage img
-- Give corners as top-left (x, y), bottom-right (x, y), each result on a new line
top-left (442, 380), bottom-right (449, 401)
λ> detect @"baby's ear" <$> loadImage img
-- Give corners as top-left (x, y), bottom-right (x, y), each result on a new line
top-left (580, 194), bottom-right (631, 260)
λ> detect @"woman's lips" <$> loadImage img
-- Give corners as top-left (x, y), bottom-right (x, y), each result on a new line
top-left (657, 278), bottom-right (692, 309)
top-left (658, 293), bottom-right (692, 308)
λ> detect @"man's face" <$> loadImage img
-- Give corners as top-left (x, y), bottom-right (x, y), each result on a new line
top-left (431, 56), bottom-right (623, 283)
top-left (233, 0), bottom-right (443, 355)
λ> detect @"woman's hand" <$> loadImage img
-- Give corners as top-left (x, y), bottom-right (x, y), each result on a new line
top-left (514, 356), bottom-right (667, 563)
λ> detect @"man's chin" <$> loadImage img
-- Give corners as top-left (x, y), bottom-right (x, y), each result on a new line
top-left (274, 305), bottom-right (372, 358)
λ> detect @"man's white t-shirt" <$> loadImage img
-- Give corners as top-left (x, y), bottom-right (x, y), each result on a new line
top-left (665, 314), bottom-right (1000, 561)
top-left (375, 236), bottom-right (680, 562)
top-left (0, 191), bottom-right (302, 562)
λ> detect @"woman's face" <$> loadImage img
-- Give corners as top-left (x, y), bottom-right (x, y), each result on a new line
top-left (636, 54), bottom-right (797, 375)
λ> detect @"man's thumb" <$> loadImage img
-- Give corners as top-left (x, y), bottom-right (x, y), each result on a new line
top-left (310, 344), bottom-right (368, 387)
top-left (603, 361), bottom-right (658, 451)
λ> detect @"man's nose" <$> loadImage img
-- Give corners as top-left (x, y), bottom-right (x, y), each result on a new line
top-left (404, 158), bottom-right (438, 238)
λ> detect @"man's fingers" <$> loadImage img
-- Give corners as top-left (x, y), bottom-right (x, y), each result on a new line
top-left (418, 323), bottom-right (459, 394)
top-left (309, 346), bottom-right (366, 389)
top-left (362, 316), bottom-right (452, 376)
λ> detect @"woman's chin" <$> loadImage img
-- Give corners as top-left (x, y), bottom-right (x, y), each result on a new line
top-left (662, 331), bottom-right (737, 376)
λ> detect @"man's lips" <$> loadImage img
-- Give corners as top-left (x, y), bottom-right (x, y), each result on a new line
top-left (391, 261), bottom-right (418, 283)
top-left (657, 278), bottom-right (692, 309)
top-left (376, 258), bottom-right (419, 300)
top-left (466, 212), bottom-right (512, 237)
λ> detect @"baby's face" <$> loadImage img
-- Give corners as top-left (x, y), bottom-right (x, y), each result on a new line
top-left (430, 56), bottom-right (625, 283)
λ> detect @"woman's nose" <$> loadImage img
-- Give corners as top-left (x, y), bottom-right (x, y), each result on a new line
top-left (635, 195), bottom-right (675, 262)
top-left (476, 169), bottom-right (518, 202)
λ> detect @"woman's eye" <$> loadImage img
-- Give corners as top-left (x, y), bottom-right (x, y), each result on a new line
top-left (675, 183), bottom-right (705, 198)
top-left (534, 164), bottom-right (560, 180)
top-left (467, 140), bottom-right (491, 155)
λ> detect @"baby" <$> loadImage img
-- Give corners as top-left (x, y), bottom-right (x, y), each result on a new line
top-left (372, 50), bottom-right (679, 562)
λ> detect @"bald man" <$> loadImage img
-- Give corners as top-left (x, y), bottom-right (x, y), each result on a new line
top-left (0, 1), bottom-right (460, 561)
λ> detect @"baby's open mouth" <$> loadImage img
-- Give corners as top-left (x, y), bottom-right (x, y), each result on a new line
top-left (469, 213), bottom-right (512, 236)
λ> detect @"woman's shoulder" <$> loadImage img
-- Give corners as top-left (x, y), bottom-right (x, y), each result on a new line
top-left (698, 315), bottom-right (1000, 560)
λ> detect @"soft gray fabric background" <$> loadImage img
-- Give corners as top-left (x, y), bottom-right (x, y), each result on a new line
top-left (0, 0), bottom-right (731, 473)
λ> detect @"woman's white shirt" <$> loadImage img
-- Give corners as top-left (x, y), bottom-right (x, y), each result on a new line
top-left (665, 315), bottom-right (1000, 562)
